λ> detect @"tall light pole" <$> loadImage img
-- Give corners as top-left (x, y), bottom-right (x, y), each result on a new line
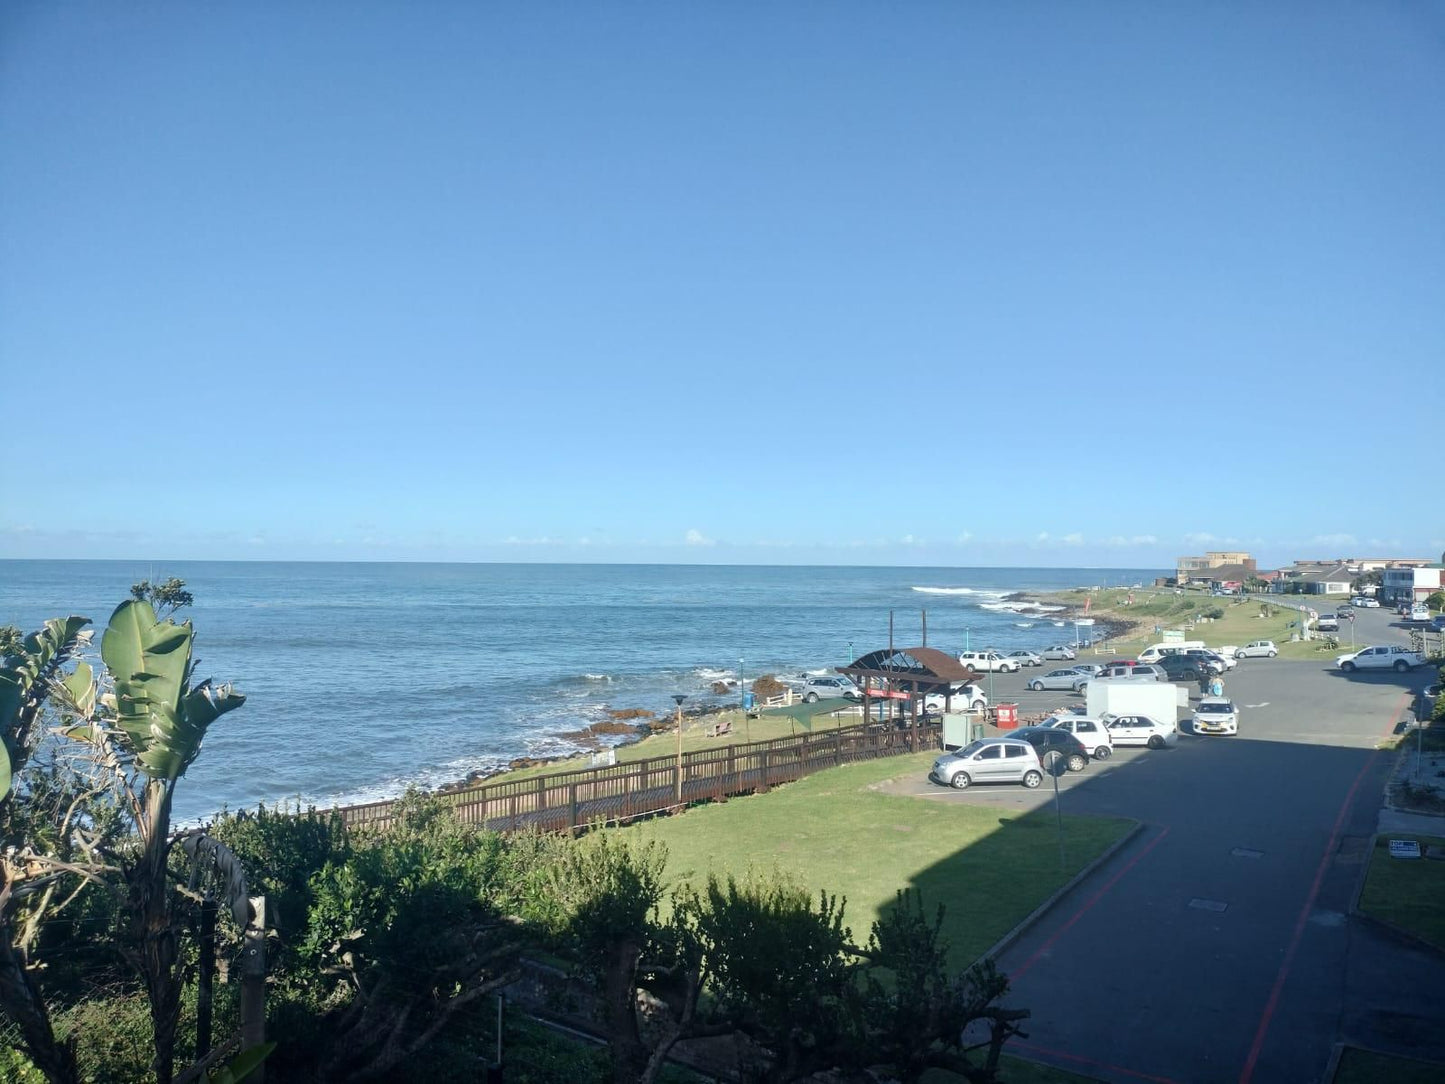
top-left (672, 694), bottom-right (687, 804)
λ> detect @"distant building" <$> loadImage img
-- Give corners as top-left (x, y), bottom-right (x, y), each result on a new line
top-left (1273, 562), bottom-right (1354, 595)
top-left (1345, 557), bottom-right (1435, 573)
top-left (1381, 565), bottom-right (1445, 605)
top-left (1176, 551), bottom-right (1256, 584)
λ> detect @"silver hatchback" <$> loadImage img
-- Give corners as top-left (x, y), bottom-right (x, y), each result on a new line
top-left (930, 738), bottom-right (1044, 790)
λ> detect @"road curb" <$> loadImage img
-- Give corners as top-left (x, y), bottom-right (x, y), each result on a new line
top-left (1321, 1042), bottom-right (1344, 1083)
top-left (981, 817), bottom-right (1146, 964)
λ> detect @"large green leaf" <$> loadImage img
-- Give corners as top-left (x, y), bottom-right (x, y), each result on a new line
top-left (100, 600), bottom-right (243, 781)
top-left (0, 615), bottom-right (92, 800)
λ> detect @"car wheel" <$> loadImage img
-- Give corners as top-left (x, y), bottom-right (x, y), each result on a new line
top-left (1270, 651), bottom-right (1277, 657)
top-left (1395, 660), bottom-right (1410, 673)
top-left (1147, 735), bottom-right (1165, 750)
top-left (1093, 745), bottom-right (1112, 760)
top-left (1021, 770), bottom-right (1043, 789)
top-left (1342, 662), bottom-right (1356, 673)
top-left (971, 700), bottom-right (984, 711)
top-left (804, 692), bottom-right (819, 703)
top-left (1029, 680), bottom-right (1043, 691)
top-left (1066, 753), bottom-right (1087, 772)
top-left (1042, 750), bottom-right (1062, 771)
top-left (950, 772), bottom-right (972, 790)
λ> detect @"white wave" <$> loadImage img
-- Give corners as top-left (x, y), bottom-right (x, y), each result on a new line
top-left (580, 673), bottom-right (613, 682)
top-left (1014, 621), bottom-right (1035, 628)
top-left (693, 667), bottom-right (734, 681)
top-left (911, 586), bottom-right (1009, 598)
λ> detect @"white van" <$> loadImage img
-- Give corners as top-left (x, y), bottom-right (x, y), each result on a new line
top-left (1137, 641), bottom-right (1205, 664)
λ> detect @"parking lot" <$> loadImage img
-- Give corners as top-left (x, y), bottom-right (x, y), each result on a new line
top-left (883, 612), bottom-right (1445, 1083)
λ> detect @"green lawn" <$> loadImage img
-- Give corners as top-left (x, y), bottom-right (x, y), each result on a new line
top-left (1334, 1046), bottom-right (1445, 1084)
top-left (614, 752), bottom-right (1134, 969)
top-left (1045, 587), bottom-right (1337, 661)
top-left (1358, 835), bottom-right (1445, 952)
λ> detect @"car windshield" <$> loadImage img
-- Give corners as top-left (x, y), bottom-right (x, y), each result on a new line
top-left (956, 740), bottom-right (986, 757)
top-left (1199, 702), bottom-right (1235, 714)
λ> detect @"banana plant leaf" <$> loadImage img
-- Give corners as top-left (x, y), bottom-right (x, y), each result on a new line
top-left (101, 600), bottom-right (244, 781)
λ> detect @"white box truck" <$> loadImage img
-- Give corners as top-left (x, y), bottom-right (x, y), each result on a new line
top-left (1086, 679), bottom-right (1187, 724)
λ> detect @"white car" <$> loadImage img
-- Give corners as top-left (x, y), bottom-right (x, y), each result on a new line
top-left (1358, 598), bottom-right (1380, 608)
top-left (1193, 696), bottom-right (1238, 735)
top-left (1103, 713), bottom-right (1177, 749)
top-left (799, 675), bottom-right (861, 703)
top-left (1027, 667), bottom-right (1092, 692)
top-left (1007, 650), bottom-right (1044, 668)
top-left (921, 683), bottom-right (988, 714)
top-left (929, 738), bottom-right (1044, 790)
top-left (958, 650), bottom-right (1020, 673)
top-left (1040, 714), bottom-right (1113, 759)
top-left (1336, 645), bottom-right (1427, 673)
top-left (1042, 645), bottom-right (1077, 661)
top-left (1236, 640), bottom-right (1278, 658)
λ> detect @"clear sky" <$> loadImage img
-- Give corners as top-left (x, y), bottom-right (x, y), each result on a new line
top-left (2, 3), bottom-right (1442, 569)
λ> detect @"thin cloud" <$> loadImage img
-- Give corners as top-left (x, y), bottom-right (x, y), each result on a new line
top-left (685, 529), bottom-right (715, 547)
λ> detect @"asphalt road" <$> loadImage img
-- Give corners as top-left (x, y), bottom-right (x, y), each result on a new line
top-left (889, 605), bottom-right (1444, 1083)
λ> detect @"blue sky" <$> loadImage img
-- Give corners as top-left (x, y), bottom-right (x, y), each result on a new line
top-left (2, 3), bottom-right (1441, 569)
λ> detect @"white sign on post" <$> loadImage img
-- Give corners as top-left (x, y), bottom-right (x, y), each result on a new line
top-left (1389, 839), bottom-right (1422, 859)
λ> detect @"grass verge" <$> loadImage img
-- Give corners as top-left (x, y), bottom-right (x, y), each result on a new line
top-left (614, 752), bottom-right (1134, 969)
top-left (1333, 1045), bottom-right (1445, 1084)
top-left (1358, 834), bottom-right (1445, 952)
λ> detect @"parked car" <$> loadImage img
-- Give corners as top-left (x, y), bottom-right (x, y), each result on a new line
top-left (1192, 696), bottom-right (1239, 735)
top-left (1011, 726), bottom-right (1091, 773)
top-left (1432, 614), bottom-right (1445, 633)
top-left (1236, 640), bottom-right (1279, 658)
top-left (921, 683), bottom-right (988, 713)
top-left (1315, 614), bottom-right (1340, 632)
top-left (1007, 650), bottom-right (1044, 668)
top-left (1157, 654), bottom-right (1213, 682)
top-left (1027, 667), bottom-right (1093, 692)
top-left (1102, 658), bottom-right (1138, 668)
top-left (1070, 662), bottom-right (1103, 676)
top-left (1042, 645), bottom-right (1077, 660)
top-left (1103, 713), bottom-right (1177, 749)
top-left (1336, 645), bottom-right (1427, 673)
top-left (929, 738), bottom-right (1043, 790)
top-left (800, 675), bottom-right (861, 703)
top-left (1096, 663), bottom-right (1166, 682)
top-left (958, 650), bottom-right (1021, 673)
top-left (1181, 648), bottom-right (1231, 673)
top-left (1040, 714), bottom-right (1114, 759)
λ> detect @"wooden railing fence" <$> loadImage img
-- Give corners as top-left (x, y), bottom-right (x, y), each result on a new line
top-left (327, 719), bottom-right (942, 835)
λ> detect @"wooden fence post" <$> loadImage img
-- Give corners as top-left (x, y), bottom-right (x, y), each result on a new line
top-left (241, 895), bottom-right (267, 1082)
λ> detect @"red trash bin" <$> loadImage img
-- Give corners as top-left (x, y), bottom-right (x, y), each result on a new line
top-left (995, 703), bottom-right (1019, 730)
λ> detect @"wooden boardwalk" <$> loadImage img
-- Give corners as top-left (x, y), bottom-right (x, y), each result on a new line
top-left (330, 719), bottom-right (942, 834)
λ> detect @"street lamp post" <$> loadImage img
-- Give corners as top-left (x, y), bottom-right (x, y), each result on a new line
top-left (672, 694), bottom-right (687, 804)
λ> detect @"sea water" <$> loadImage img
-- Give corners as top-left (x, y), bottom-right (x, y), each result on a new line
top-left (0, 561), bottom-right (1163, 822)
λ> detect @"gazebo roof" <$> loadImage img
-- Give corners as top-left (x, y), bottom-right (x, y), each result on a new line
top-left (838, 646), bottom-right (978, 693)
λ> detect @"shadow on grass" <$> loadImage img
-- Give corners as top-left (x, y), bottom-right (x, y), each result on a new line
top-left (1333, 1045), bottom-right (1445, 1084)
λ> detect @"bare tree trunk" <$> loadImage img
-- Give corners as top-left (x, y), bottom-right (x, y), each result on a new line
top-left (603, 939), bottom-right (649, 1084)
top-left (129, 784), bottom-right (182, 1084)
top-left (0, 916), bottom-right (79, 1084)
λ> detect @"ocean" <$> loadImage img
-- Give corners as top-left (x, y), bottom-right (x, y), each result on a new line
top-left (0, 561), bottom-right (1164, 822)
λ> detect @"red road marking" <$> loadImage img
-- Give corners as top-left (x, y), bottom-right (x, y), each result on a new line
top-left (1014, 1040), bottom-right (1185, 1084)
top-left (1012, 826), bottom-right (1172, 981)
top-left (1236, 692), bottom-right (1405, 1083)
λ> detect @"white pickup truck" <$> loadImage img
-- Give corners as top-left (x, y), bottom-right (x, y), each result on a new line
top-left (1336, 645), bottom-right (1427, 673)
